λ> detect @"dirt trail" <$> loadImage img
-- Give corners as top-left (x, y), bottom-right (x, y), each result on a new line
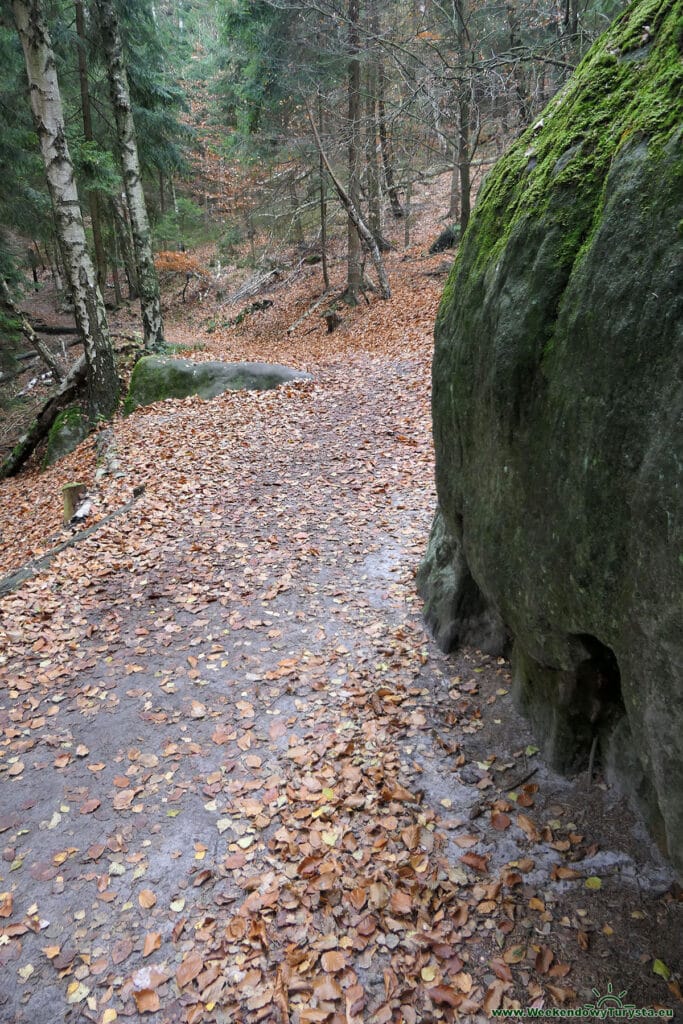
top-left (1, 277), bottom-right (681, 1023)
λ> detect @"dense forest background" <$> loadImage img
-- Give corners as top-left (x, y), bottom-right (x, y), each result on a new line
top-left (1, 0), bottom-right (627, 375)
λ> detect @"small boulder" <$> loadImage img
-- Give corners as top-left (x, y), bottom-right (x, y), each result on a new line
top-left (44, 406), bottom-right (89, 466)
top-left (124, 356), bottom-right (312, 415)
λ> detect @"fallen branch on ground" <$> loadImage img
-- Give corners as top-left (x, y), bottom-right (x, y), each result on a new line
top-left (0, 355), bottom-right (87, 480)
top-left (0, 486), bottom-right (145, 598)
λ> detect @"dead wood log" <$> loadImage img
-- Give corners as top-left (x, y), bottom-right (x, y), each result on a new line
top-left (287, 292), bottom-right (330, 334)
top-left (0, 355), bottom-right (87, 480)
top-left (1, 280), bottom-right (65, 382)
top-left (0, 486), bottom-right (145, 598)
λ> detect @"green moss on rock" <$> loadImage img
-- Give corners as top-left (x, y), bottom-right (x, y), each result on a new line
top-left (44, 406), bottom-right (89, 466)
top-left (423, 0), bottom-right (683, 874)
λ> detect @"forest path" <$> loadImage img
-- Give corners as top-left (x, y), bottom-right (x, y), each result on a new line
top-left (0, 272), bottom-right (680, 1023)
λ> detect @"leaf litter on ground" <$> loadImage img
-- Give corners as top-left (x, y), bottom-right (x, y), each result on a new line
top-left (1, 194), bottom-right (682, 1023)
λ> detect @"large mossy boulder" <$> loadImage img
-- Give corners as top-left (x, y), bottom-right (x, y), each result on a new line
top-left (124, 356), bottom-right (312, 415)
top-left (420, 0), bottom-right (683, 872)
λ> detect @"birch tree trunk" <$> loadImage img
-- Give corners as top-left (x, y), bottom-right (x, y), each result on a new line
top-left (95, 0), bottom-right (165, 352)
top-left (12, 0), bottom-right (119, 424)
top-left (75, 0), bottom-right (107, 291)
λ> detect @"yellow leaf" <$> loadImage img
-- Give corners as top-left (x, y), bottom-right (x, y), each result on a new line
top-left (585, 876), bottom-right (602, 890)
top-left (421, 966), bottom-right (436, 982)
top-left (66, 981), bottom-right (89, 1003)
top-left (653, 959), bottom-right (670, 980)
top-left (101, 1010), bottom-right (117, 1023)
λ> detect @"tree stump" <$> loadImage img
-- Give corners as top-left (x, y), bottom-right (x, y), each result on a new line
top-left (62, 483), bottom-right (87, 524)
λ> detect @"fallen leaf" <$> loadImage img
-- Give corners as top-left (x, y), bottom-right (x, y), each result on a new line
top-left (133, 990), bottom-right (160, 1013)
top-left (143, 932), bottom-right (162, 957)
top-left (177, 951), bottom-right (203, 988)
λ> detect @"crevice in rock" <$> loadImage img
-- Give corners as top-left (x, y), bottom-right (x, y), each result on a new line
top-left (570, 633), bottom-right (625, 769)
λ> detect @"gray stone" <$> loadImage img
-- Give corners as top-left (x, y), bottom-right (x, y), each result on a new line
top-left (421, 1), bottom-right (683, 873)
top-left (44, 405), bottom-right (89, 465)
top-left (124, 356), bottom-right (312, 415)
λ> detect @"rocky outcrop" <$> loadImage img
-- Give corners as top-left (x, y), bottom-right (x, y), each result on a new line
top-left (124, 357), bottom-right (312, 414)
top-left (420, 0), bottom-right (683, 872)
top-left (44, 405), bottom-right (89, 466)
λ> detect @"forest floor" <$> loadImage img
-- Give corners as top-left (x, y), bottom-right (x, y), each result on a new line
top-left (0, 197), bottom-right (682, 1024)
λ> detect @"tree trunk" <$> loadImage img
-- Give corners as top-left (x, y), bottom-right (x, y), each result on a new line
top-left (12, 0), bottom-right (119, 424)
top-left (308, 107), bottom-right (391, 300)
top-left (95, 0), bottom-right (164, 352)
top-left (318, 93), bottom-right (330, 291)
top-left (75, 0), bottom-right (107, 291)
top-left (111, 195), bottom-right (138, 299)
top-left (378, 61), bottom-right (403, 218)
top-left (448, 139), bottom-right (460, 223)
top-left (458, 87), bottom-right (472, 234)
top-left (346, 0), bottom-right (362, 304)
top-left (506, 0), bottom-right (530, 127)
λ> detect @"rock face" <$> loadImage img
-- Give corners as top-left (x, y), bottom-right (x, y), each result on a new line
top-left (44, 406), bottom-right (89, 466)
top-left (421, 0), bottom-right (683, 873)
top-left (124, 357), bottom-right (312, 415)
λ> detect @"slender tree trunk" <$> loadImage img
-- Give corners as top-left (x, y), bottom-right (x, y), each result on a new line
top-left (111, 196), bottom-right (138, 299)
top-left (453, 0), bottom-right (472, 235)
top-left (346, 0), bottom-right (362, 304)
top-left (318, 93), bottom-right (330, 291)
top-left (448, 138), bottom-right (460, 222)
top-left (12, 0), bottom-right (118, 423)
top-left (110, 221), bottom-right (123, 307)
top-left (458, 87), bottom-right (472, 233)
top-left (377, 61), bottom-right (403, 218)
top-left (95, 0), bottom-right (164, 351)
top-left (506, 0), bottom-right (530, 127)
top-left (308, 107), bottom-right (390, 300)
top-left (75, 0), bottom-right (107, 291)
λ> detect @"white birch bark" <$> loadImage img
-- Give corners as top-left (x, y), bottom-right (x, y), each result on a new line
top-left (95, 0), bottom-right (165, 352)
top-left (12, 0), bottom-right (119, 422)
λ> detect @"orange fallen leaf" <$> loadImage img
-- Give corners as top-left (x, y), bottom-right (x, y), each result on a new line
top-left (483, 980), bottom-right (508, 1013)
top-left (428, 985), bottom-right (461, 1007)
top-left (176, 951), bottom-right (203, 988)
top-left (143, 932), bottom-right (162, 957)
top-left (321, 950), bottom-right (346, 972)
top-left (133, 989), bottom-right (160, 1013)
top-left (138, 889), bottom-right (156, 909)
top-left (460, 852), bottom-right (489, 873)
top-left (535, 946), bottom-right (554, 974)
